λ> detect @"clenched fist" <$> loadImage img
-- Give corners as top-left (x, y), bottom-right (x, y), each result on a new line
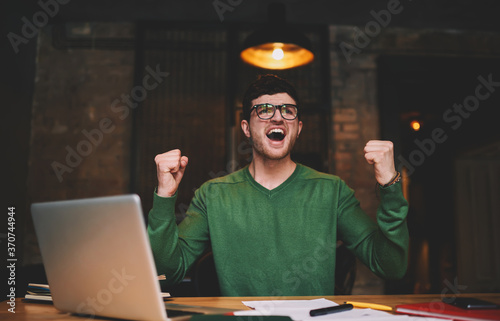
top-left (364, 140), bottom-right (397, 186)
top-left (154, 149), bottom-right (189, 197)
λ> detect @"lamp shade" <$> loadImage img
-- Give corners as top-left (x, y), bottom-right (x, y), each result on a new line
top-left (240, 3), bottom-right (314, 70)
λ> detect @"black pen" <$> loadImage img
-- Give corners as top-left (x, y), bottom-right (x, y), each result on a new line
top-left (309, 303), bottom-right (353, 317)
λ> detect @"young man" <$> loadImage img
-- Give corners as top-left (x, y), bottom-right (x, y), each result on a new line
top-left (148, 74), bottom-right (409, 296)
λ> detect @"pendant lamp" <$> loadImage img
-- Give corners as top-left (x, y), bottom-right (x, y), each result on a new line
top-left (240, 2), bottom-right (314, 70)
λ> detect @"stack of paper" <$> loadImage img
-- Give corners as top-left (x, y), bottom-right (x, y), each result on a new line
top-left (24, 283), bottom-right (171, 303)
top-left (25, 283), bottom-right (52, 302)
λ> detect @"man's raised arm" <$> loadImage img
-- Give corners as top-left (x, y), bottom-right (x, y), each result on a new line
top-left (147, 149), bottom-right (202, 285)
top-left (339, 140), bottom-right (409, 279)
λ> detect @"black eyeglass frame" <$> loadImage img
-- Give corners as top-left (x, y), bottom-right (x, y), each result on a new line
top-left (250, 103), bottom-right (299, 120)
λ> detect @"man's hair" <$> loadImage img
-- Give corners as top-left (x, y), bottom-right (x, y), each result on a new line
top-left (242, 74), bottom-right (300, 122)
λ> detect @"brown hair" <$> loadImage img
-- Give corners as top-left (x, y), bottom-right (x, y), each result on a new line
top-left (242, 74), bottom-right (300, 122)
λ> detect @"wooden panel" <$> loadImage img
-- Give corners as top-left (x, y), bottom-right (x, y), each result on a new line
top-left (455, 145), bottom-right (500, 292)
top-left (133, 26), bottom-right (227, 220)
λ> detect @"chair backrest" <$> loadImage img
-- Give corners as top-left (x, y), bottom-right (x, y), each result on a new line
top-left (334, 243), bottom-right (356, 295)
top-left (191, 251), bottom-right (221, 297)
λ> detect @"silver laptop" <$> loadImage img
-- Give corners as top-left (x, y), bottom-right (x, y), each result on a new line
top-left (31, 194), bottom-right (231, 321)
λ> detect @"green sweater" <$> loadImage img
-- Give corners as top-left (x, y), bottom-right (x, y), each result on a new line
top-left (147, 164), bottom-right (409, 296)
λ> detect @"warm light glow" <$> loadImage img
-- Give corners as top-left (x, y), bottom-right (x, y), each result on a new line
top-left (241, 42), bottom-right (314, 70)
top-left (272, 47), bottom-right (284, 60)
top-left (410, 120), bottom-right (421, 131)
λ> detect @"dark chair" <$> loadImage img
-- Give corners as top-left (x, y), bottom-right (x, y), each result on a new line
top-left (334, 242), bottom-right (356, 295)
top-left (191, 251), bottom-right (221, 297)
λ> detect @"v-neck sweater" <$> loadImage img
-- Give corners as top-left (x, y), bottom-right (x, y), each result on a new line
top-left (147, 164), bottom-right (409, 296)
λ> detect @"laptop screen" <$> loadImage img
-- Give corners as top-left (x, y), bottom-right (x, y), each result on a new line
top-left (31, 194), bottom-right (169, 321)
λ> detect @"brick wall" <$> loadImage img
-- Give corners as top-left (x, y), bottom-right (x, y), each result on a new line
top-left (25, 26), bottom-right (135, 264)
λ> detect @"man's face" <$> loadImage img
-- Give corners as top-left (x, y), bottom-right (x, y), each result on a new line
top-left (241, 93), bottom-right (303, 161)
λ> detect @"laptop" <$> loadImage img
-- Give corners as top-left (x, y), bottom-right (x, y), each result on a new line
top-left (31, 194), bottom-right (233, 320)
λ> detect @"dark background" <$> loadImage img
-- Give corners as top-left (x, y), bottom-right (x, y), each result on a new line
top-left (2, 0), bottom-right (500, 299)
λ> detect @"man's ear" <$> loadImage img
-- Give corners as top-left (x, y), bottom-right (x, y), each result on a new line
top-left (241, 119), bottom-right (251, 138)
top-left (298, 120), bottom-right (303, 137)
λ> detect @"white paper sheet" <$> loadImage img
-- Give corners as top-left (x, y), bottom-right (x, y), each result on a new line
top-left (233, 299), bottom-right (448, 321)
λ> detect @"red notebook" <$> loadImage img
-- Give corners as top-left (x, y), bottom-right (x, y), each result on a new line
top-left (395, 301), bottom-right (500, 321)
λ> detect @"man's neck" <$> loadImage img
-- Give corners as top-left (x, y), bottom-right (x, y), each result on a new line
top-left (248, 156), bottom-right (297, 190)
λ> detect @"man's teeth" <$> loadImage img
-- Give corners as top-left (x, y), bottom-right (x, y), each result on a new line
top-left (268, 129), bottom-right (284, 135)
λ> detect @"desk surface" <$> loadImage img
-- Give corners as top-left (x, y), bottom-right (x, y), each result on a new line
top-left (3, 293), bottom-right (500, 320)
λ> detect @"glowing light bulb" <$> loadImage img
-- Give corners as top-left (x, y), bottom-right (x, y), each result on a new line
top-left (410, 120), bottom-right (421, 131)
top-left (272, 48), bottom-right (284, 60)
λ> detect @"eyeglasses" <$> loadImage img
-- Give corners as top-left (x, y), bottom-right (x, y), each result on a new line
top-left (251, 103), bottom-right (299, 120)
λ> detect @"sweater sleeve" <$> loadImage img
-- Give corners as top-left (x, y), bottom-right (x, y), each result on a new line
top-left (147, 189), bottom-right (210, 286)
top-left (337, 181), bottom-right (409, 279)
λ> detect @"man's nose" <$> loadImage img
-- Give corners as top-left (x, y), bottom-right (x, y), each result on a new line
top-left (271, 107), bottom-right (284, 121)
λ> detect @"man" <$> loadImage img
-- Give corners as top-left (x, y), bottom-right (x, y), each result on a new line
top-left (148, 74), bottom-right (408, 296)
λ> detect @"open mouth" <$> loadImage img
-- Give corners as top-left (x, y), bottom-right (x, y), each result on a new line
top-left (266, 128), bottom-right (285, 141)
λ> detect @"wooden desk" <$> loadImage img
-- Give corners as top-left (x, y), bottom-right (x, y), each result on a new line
top-left (2, 293), bottom-right (500, 320)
